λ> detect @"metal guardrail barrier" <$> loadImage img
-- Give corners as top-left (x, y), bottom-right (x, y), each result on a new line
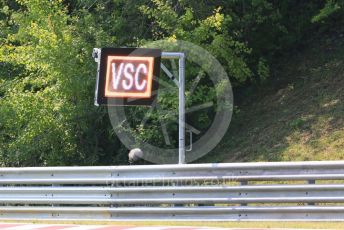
top-left (1, 161), bottom-right (344, 221)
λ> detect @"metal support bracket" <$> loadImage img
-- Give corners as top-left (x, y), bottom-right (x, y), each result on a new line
top-left (186, 129), bottom-right (193, 152)
top-left (161, 52), bottom-right (186, 164)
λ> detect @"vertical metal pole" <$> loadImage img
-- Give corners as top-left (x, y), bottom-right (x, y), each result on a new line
top-left (178, 54), bottom-right (185, 164)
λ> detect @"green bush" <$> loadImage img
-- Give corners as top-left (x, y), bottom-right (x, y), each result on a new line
top-left (0, 0), bottom-right (340, 166)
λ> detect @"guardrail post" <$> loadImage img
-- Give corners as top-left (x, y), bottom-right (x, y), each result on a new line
top-left (110, 171), bottom-right (116, 210)
top-left (51, 173), bottom-right (59, 208)
top-left (240, 181), bottom-right (248, 206)
top-left (307, 179), bottom-right (316, 206)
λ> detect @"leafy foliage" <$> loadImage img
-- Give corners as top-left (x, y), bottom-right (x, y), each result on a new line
top-left (0, 0), bottom-right (119, 166)
top-left (312, 0), bottom-right (342, 22)
top-left (0, 0), bottom-right (340, 166)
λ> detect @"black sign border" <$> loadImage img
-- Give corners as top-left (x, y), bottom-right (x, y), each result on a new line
top-left (95, 48), bottom-right (161, 106)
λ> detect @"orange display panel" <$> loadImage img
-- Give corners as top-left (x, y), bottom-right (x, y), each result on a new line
top-left (94, 48), bottom-right (161, 106)
top-left (104, 56), bottom-right (154, 98)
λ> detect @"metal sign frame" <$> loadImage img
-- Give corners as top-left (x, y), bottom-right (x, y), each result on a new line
top-left (93, 49), bottom-right (185, 164)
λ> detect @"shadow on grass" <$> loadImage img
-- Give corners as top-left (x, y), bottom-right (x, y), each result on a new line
top-left (198, 33), bottom-right (344, 163)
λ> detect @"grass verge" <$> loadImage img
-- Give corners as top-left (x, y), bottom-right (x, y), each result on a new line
top-left (1, 220), bottom-right (344, 229)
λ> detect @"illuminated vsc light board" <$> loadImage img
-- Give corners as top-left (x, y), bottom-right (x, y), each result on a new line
top-left (95, 48), bottom-right (161, 106)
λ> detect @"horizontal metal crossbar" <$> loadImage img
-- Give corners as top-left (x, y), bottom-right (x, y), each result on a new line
top-left (0, 174), bottom-right (344, 184)
top-left (0, 161), bottom-right (342, 174)
top-left (1, 197), bottom-right (344, 205)
top-left (1, 184), bottom-right (344, 192)
top-left (0, 206), bottom-right (344, 221)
